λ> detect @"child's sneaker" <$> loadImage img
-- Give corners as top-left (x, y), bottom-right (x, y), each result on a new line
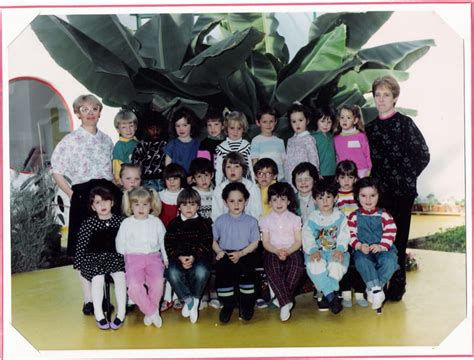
top-left (190, 298), bottom-right (199, 324)
top-left (209, 299), bottom-right (222, 309)
top-left (219, 305), bottom-right (234, 323)
top-left (152, 311), bottom-right (163, 328)
top-left (328, 296), bottom-right (343, 315)
top-left (160, 300), bottom-right (174, 312)
top-left (341, 298), bottom-right (353, 308)
top-left (82, 302), bottom-right (94, 315)
top-left (110, 317), bottom-right (124, 330)
top-left (181, 303), bottom-right (190, 318)
top-left (256, 298), bottom-right (268, 309)
top-left (341, 291), bottom-right (352, 308)
top-left (96, 318), bottom-right (110, 330)
top-left (317, 297), bottom-right (329, 312)
top-left (143, 315), bottom-right (152, 326)
top-left (271, 297), bottom-right (280, 308)
top-left (366, 289), bottom-right (373, 303)
top-left (355, 292), bottom-right (369, 307)
top-left (199, 300), bottom-right (208, 310)
top-left (279, 302), bottom-right (294, 322)
top-left (372, 290), bottom-right (385, 310)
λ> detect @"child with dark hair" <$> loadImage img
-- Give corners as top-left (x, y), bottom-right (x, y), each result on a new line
top-left (311, 105), bottom-right (337, 182)
top-left (348, 177), bottom-right (399, 312)
top-left (74, 186), bottom-right (126, 329)
top-left (198, 107), bottom-right (225, 164)
top-left (302, 180), bottom-right (350, 315)
top-left (189, 157), bottom-right (214, 219)
top-left (165, 107), bottom-right (201, 173)
top-left (131, 114), bottom-right (168, 192)
top-left (158, 163), bottom-right (186, 228)
top-left (253, 158), bottom-right (278, 217)
top-left (164, 188), bottom-right (213, 323)
top-left (212, 182), bottom-right (260, 323)
top-left (260, 182), bottom-right (305, 321)
top-left (250, 106), bottom-right (286, 181)
top-left (292, 162), bottom-right (320, 224)
top-left (211, 152), bottom-right (262, 221)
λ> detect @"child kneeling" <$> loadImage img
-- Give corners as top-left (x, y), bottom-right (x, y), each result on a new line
top-left (348, 177), bottom-right (399, 312)
top-left (302, 180), bottom-right (350, 314)
top-left (212, 183), bottom-right (260, 323)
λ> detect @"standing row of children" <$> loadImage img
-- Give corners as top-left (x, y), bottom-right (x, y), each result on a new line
top-left (51, 75), bottom-right (429, 330)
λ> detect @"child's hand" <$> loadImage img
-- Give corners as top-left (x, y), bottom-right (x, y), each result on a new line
top-left (332, 250), bottom-right (344, 263)
top-left (359, 244), bottom-right (370, 255)
top-left (228, 251), bottom-right (241, 264)
top-left (164, 260), bottom-right (169, 269)
top-left (179, 255), bottom-right (194, 269)
top-left (216, 250), bottom-right (226, 261)
top-left (310, 251), bottom-right (321, 262)
top-left (369, 244), bottom-right (386, 253)
top-left (277, 249), bottom-right (288, 261)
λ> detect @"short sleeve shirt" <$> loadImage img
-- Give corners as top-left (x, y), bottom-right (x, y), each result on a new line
top-left (260, 210), bottom-right (301, 249)
top-left (212, 213), bottom-right (260, 251)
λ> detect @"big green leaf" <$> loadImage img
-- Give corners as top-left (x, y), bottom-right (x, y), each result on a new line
top-left (151, 95), bottom-right (209, 119)
top-left (173, 27), bottom-right (263, 85)
top-left (247, 52), bottom-right (279, 105)
top-left (66, 15), bottom-right (145, 71)
top-left (134, 14), bottom-right (194, 71)
top-left (338, 69), bottom-right (409, 94)
top-left (31, 15), bottom-right (137, 105)
top-left (331, 86), bottom-right (366, 109)
top-left (190, 18), bottom-right (223, 56)
top-left (358, 39), bottom-right (436, 70)
top-left (309, 11), bottom-right (393, 53)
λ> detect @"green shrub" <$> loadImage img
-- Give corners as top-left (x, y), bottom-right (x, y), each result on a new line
top-left (420, 226), bottom-right (466, 253)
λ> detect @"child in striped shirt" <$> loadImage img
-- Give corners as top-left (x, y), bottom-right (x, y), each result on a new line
top-left (347, 177), bottom-right (399, 312)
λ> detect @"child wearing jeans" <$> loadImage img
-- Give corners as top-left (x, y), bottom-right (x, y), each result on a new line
top-left (74, 186), bottom-right (126, 330)
top-left (212, 182), bottom-right (260, 323)
top-left (112, 110), bottom-right (139, 184)
top-left (214, 111), bottom-right (255, 184)
top-left (116, 187), bottom-right (168, 327)
top-left (348, 177), bottom-right (399, 312)
top-left (302, 180), bottom-right (350, 315)
top-left (260, 182), bottom-right (305, 322)
top-left (164, 188), bottom-right (213, 323)
top-left (250, 106), bottom-right (286, 181)
top-left (198, 107), bottom-right (225, 165)
top-left (165, 107), bottom-right (200, 174)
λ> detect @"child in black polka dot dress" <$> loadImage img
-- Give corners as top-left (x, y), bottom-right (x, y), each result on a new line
top-left (74, 186), bottom-right (127, 330)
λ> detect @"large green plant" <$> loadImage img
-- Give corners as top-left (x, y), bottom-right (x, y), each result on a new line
top-left (31, 11), bottom-right (434, 123)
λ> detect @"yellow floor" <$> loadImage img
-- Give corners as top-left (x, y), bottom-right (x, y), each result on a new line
top-left (11, 248), bottom-right (466, 352)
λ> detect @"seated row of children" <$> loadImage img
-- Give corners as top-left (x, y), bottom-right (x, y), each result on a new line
top-left (74, 152), bottom-right (398, 330)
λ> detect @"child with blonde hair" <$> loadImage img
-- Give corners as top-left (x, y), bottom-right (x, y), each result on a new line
top-left (112, 110), bottom-right (139, 184)
top-left (214, 110), bottom-right (255, 184)
top-left (116, 186), bottom-right (168, 327)
top-left (334, 105), bottom-right (371, 178)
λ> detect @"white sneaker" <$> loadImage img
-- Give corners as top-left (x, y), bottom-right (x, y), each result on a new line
top-left (190, 298), bottom-right (200, 324)
top-left (272, 297), bottom-right (280, 308)
top-left (366, 289), bottom-right (373, 303)
top-left (181, 303), bottom-right (190, 318)
top-left (199, 300), bottom-right (208, 310)
top-left (209, 299), bottom-right (221, 309)
top-left (279, 302), bottom-right (293, 322)
top-left (372, 291), bottom-right (385, 310)
top-left (152, 311), bottom-right (162, 328)
top-left (143, 315), bottom-right (152, 326)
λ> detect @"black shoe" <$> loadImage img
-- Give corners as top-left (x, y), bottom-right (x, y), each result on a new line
top-left (329, 296), bottom-right (343, 315)
top-left (317, 297), bottom-right (330, 312)
top-left (239, 305), bottom-right (254, 321)
top-left (82, 302), bottom-right (94, 315)
top-left (219, 305), bottom-right (234, 323)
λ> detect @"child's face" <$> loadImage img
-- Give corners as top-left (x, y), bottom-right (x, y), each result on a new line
top-left (295, 170), bottom-right (314, 196)
top-left (224, 190), bottom-right (247, 217)
top-left (120, 168), bottom-right (141, 191)
top-left (207, 119), bottom-right (223, 137)
top-left (314, 192), bottom-right (335, 215)
top-left (290, 111), bottom-right (308, 134)
top-left (77, 101), bottom-right (101, 128)
top-left (339, 109), bottom-right (358, 131)
top-left (358, 186), bottom-right (379, 211)
top-left (337, 174), bottom-right (356, 192)
top-left (175, 117), bottom-right (191, 139)
top-left (255, 167), bottom-right (277, 187)
top-left (374, 85), bottom-right (398, 116)
top-left (225, 162), bottom-right (243, 182)
top-left (117, 121), bottom-right (137, 139)
top-left (131, 198), bottom-right (151, 220)
top-left (146, 125), bottom-right (161, 141)
top-left (194, 172), bottom-right (213, 191)
top-left (257, 114), bottom-right (276, 137)
top-left (179, 201), bottom-right (199, 219)
top-left (165, 176), bottom-right (182, 192)
top-left (91, 195), bottom-right (113, 219)
top-left (227, 121), bottom-right (244, 141)
top-left (317, 116), bottom-right (333, 133)
top-left (270, 195), bottom-right (290, 214)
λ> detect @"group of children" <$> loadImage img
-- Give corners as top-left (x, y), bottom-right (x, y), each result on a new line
top-left (50, 75), bottom-right (429, 330)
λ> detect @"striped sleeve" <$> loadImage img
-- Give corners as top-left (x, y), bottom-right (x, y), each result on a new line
top-left (347, 211), bottom-right (360, 249)
top-left (380, 210), bottom-right (397, 250)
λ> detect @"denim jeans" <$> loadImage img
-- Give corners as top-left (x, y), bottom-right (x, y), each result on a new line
top-left (165, 258), bottom-right (211, 301)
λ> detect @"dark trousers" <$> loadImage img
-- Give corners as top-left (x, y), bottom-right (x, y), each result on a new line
top-left (215, 252), bottom-right (256, 309)
top-left (263, 250), bottom-right (305, 306)
top-left (68, 179), bottom-right (122, 256)
top-left (379, 193), bottom-right (416, 284)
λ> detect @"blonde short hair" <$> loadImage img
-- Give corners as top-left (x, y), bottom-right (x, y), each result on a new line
top-left (224, 111), bottom-right (249, 134)
top-left (114, 110), bottom-right (138, 128)
top-left (72, 94), bottom-right (103, 114)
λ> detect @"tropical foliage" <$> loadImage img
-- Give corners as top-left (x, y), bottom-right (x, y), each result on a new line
top-left (31, 11), bottom-right (435, 125)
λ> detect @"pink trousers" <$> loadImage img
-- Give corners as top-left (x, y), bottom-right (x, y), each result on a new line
top-left (124, 252), bottom-right (164, 316)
